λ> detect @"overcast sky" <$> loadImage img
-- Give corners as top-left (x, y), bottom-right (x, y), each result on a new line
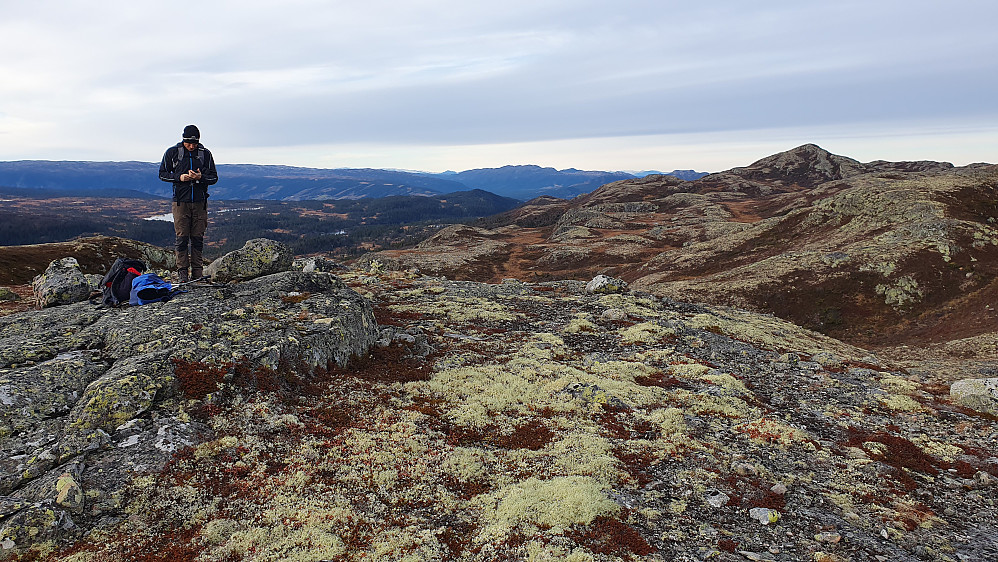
top-left (2, 0), bottom-right (996, 172)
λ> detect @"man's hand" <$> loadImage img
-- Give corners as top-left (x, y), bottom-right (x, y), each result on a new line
top-left (180, 170), bottom-right (202, 182)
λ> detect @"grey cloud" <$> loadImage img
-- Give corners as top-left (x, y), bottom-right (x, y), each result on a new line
top-left (2, 0), bottom-right (997, 166)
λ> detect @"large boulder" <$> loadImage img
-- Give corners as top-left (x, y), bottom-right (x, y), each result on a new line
top-left (31, 258), bottom-right (91, 308)
top-left (585, 274), bottom-right (628, 294)
top-left (0, 270), bottom-right (378, 552)
top-left (204, 238), bottom-right (293, 282)
top-left (950, 378), bottom-right (998, 416)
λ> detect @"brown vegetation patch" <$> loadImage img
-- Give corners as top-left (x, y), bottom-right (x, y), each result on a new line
top-left (596, 407), bottom-right (659, 441)
top-left (615, 447), bottom-right (658, 487)
top-left (0, 284), bottom-right (34, 317)
top-left (757, 270), bottom-right (896, 344)
top-left (634, 372), bottom-right (690, 389)
top-left (337, 344), bottom-right (435, 384)
top-left (567, 516), bottom-right (657, 556)
top-left (372, 302), bottom-right (425, 326)
top-left (172, 358), bottom-right (231, 400)
top-left (57, 526), bottom-right (207, 562)
top-left (445, 417), bottom-right (555, 451)
top-left (721, 473), bottom-right (787, 510)
top-left (844, 427), bottom-right (940, 477)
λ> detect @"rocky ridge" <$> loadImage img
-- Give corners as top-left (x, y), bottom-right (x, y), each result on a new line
top-left (364, 145), bottom-right (998, 350)
top-left (1, 260), bottom-right (995, 560)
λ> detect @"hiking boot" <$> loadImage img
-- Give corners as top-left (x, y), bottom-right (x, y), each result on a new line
top-left (177, 270), bottom-right (189, 284)
top-left (191, 268), bottom-right (204, 282)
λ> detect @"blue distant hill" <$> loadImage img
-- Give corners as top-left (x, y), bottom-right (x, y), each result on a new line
top-left (0, 161), bottom-right (705, 202)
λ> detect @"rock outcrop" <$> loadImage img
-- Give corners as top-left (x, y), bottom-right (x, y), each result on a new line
top-left (366, 145), bottom-right (998, 349)
top-left (0, 270), bottom-right (378, 552)
top-left (31, 258), bottom-right (91, 308)
top-left (204, 238), bottom-right (294, 282)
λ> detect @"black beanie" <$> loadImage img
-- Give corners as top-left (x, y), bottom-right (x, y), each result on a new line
top-left (182, 125), bottom-right (200, 141)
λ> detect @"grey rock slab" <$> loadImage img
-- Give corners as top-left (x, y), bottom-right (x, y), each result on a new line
top-left (0, 351), bottom-right (107, 458)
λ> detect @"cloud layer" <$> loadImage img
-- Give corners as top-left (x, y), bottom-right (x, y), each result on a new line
top-left (2, 0), bottom-right (996, 171)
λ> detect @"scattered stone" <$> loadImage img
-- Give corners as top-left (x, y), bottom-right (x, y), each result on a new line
top-left (600, 308), bottom-right (628, 321)
top-left (31, 257), bottom-right (91, 308)
top-left (204, 238), bottom-right (293, 282)
top-left (949, 378), bottom-right (998, 416)
top-left (739, 550), bottom-right (777, 561)
top-left (292, 256), bottom-right (345, 274)
top-left (706, 491), bottom-right (730, 508)
top-left (974, 471), bottom-right (992, 487)
top-left (815, 531), bottom-right (842, 544)
top-left (748, 507), bottom-right (780, 525)
top-left (376, 326), bottom-right (433, 358)
top-left (585, 275), bottom-right (627, 294)
top-left (0, 288), bottom-right (19, 302)
top-left (84, 274), bottom-right (103, 293)
top-left (778, 353), bottom-right (800, 364)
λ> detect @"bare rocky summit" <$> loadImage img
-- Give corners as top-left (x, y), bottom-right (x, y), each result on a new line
top-left (366, 145), bottom-right (998, 352)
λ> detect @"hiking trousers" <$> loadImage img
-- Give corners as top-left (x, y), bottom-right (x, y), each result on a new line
top-left (173, 201), bottom-right (208, 276)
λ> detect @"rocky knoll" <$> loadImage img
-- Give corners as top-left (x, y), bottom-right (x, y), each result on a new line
top-left (365, 145), bottom-right (998, 350)
top-left (0, 237), bottom-right (175, 286)
top-left (2, 267), bottom-right (994, 560)
top-left (0, 269), bottom-right (378, 553)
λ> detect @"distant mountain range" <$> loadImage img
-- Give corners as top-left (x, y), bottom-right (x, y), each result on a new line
top-left (0, 161), bottom-right (706, 202)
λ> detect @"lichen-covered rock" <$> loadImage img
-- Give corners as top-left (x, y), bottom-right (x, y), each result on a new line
top-left (54, 472), bottom-right (84, 513)
top-left (0, 270), bottom-right (378, 554)
top-left (950, 377), bottom-right (998, 416)
top-left (84, 274), bottom-right (103, 293)
top-left (65, 353), bottom-right (167, 440)
top-left (585, 274), bottom-right (627, 294)
top-left (0, 288), bottom-right (18, 302)
top-left (31, 258), bottom-right (91, 308)
top-left (0, 351), bottom-right (107, 491)
top-left (0, 504), bottom-right (77, 551)
top-left (204, 238), bottom-right (293, 282)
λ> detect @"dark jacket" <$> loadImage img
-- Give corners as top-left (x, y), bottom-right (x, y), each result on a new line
top-left (159, 142), bottom-right (218, 202)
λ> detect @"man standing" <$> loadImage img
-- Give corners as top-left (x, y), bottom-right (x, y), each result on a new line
top-left (159, 125), bottom-right (218, 283)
